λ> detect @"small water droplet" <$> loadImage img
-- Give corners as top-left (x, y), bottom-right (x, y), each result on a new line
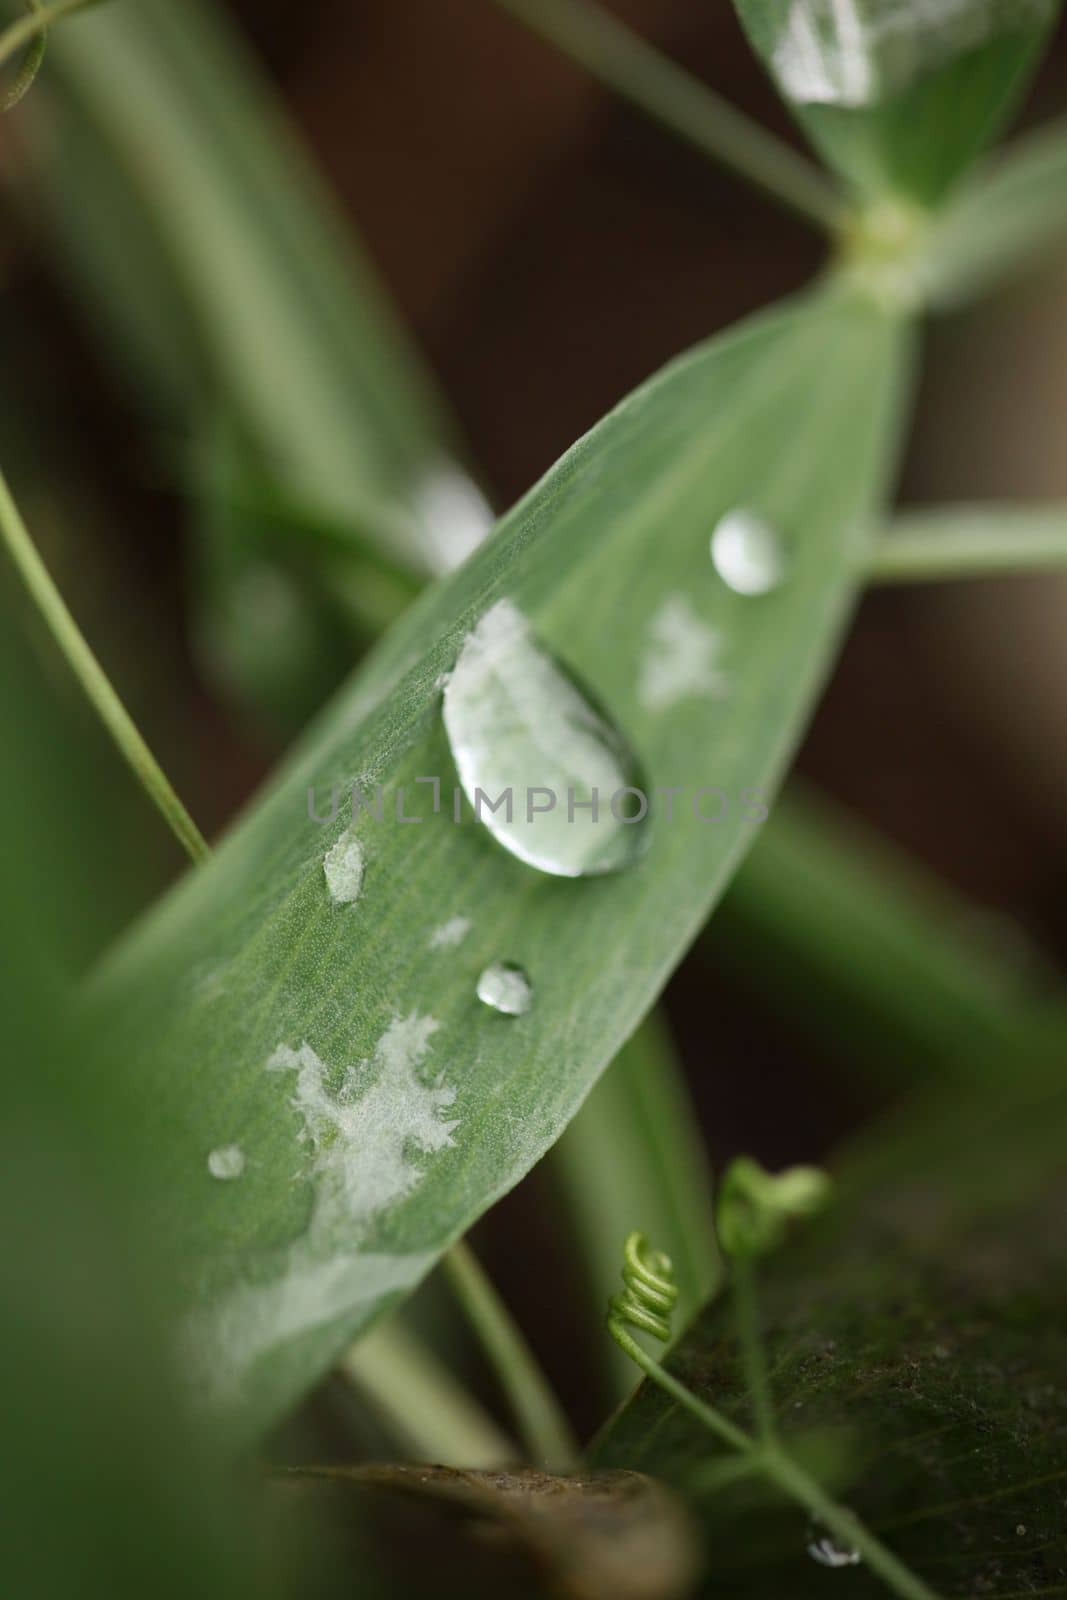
top-left (477, 961), bottom-right (533, 1016)
top-left (324, 832), bottom-right (365, 905)
top-left (207, 1145), bottom-right (245, 1181)
top-left (711, 509), bottom-right (785, 596)
top-left (1016, 1525), bottom-right (1027, 1537)
top-left (443, 599), bottom-right (648, 878)
top-left (807, 1534), bottom-right (862, 1569)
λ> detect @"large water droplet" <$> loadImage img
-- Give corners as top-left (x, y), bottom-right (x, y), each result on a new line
top-left (807, 1534), bottom-right (862, 1569)
top-left (443, 599), bottom-right (648, 878)
top-left (207, 1145), bottom-right (245, 1182)
top-left (711, 509), bottom-right (785, 596)
top-left (477, 962), bottom-right (533, 1016)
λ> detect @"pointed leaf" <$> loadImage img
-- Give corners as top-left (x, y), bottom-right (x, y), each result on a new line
top-left (88, 286), bottom-right (909, 1442)
top-left (732, 0), bottom-right (1060, 203)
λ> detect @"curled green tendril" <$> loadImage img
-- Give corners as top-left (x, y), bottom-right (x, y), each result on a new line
top-left (608, 1230), bottom-right (679, 1343)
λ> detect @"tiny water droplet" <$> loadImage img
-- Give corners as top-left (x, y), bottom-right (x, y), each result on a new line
top-left (711, 509), bottom-right (785, 596)
top-left (1016, 1525), bottom-right (1027, 1537)
top-left (207, 1145), bottom-right (245, 1182)
top-left (477, 961), bottom-right (533, 1016)
top-left (807, 1534), bottom-right (862, 1570)
top-left (443, 599), bottom-right (648, 878)
top-left (324, 832), bottom-right (365, 905)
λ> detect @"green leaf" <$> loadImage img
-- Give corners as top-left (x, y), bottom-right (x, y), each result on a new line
top-left (43, 0), bottom-right (483, 577)
top-left (924, 118), bottom-right (1067, 303)
top-left (713, 781), bottom-right (1067, 1089)
top-left (86, 284), bottom-right (909, 1442)
top-left (593, 1066), bottom-right (1067, 1596)
top-left (731, 0), bottom-right (1060, 204)
top-left (0, 621), bottom-right (265, 1600)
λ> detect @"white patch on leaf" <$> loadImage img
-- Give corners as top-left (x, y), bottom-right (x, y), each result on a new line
top-left (638, 595), bottom-right (728, 712)
top-left (428, 915), bottom-right (472, 951)
top-left (267, 1014), bottom-right (457, 1229)
top-left (323, 832), bottom-right (365, 905)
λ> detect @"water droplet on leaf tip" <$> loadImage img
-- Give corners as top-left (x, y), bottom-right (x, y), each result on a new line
top-left (207, 1145), bottom-right (245, 1181)
top-left (711, 509), bottom-right (785, 596)
top-left (477, 961), bottom-right (533, 1016)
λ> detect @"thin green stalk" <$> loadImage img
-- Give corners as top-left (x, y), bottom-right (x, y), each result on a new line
top-left (487, 0), bottom-right (843, 232)
top-left (338, 1319), bottom-right (516, 1469)
top-left (616, 1332), bottom-right (942, 1600)
top-left (0, 0), bottom-right (102, 72)
top-left (0, 470), bottom-right (209, 864)
top-left (732, 1255), bottom-right (776, 1442)
top-left (441, 1240), bottom-right (579, 1470)
top-left (869, 505), bottom-right (1067, 585)
top-left (766, 1452), bottom-right (942, 1600)
top-left (610, 1323), bottom-right (754, 1456)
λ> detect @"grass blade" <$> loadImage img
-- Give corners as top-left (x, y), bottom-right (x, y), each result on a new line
top-left (712, 782), bottom-right (1066, 1087)
top-left (84, 284), bottom-right (910, 1442)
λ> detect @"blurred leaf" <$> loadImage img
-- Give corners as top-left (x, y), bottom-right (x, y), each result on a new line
top-left (732, 0), bottom-right (1060, 203)
top-left (554, 1016), bottom-right (720, 1402)
top-left (713, 782), bottom-right (1067, 1089)
top-left (287, 1465), bottom-right (701, 1600)
top-left (84, 286), bottom-right (908, 1443)
top-left (42, 0), bottom-right (477, 575)
top-left (924, 117), bottom-right (1067, 301)
top-left (594, 1065), bottom-right (1067, 1595)
top-left (0, 622), bottom-right (268, 1600)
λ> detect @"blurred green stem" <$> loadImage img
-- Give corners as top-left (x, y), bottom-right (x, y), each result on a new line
top-left (0, 469), bottom-right (210, 864)
top-left (488, 0), bottom-right (842, 231)
top-left (441, 1240), bottom-right (579, 1469)
top-left (732, 1257), bottom-right (775, 1442)
top-left (0, 0), bottom-right (102, 72)
top-left (339, 1320), bottom-right (516, 1468)
top-left (869, 504), bottom-right (1067, 585)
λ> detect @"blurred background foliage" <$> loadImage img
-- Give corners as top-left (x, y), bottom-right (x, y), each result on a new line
top-left (2, 2), bottom-right (1067, 1595)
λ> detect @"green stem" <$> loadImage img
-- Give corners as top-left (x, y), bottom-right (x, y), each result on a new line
top-left (868, 505), bottom-right (1067, 586)
top-left (487, 0), bottom-right (842, 232)
top-left (610, 1323), bottom-right (754, 1456)
top-left (441, 1240), bottom-right (579, 1469)
top-left (766, 1452), bottom-right (942, 1600)
top-left (732, 1255), bottom-right (776, 1442)
top-left (0, 0), bottom-right (101, 71)
top-left (620, 1335), bottom-right (943, 1600)
top-left (0, 470), bottom-right (209, 864)
top-left (338, 1318), bottom-right (516, 1469)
